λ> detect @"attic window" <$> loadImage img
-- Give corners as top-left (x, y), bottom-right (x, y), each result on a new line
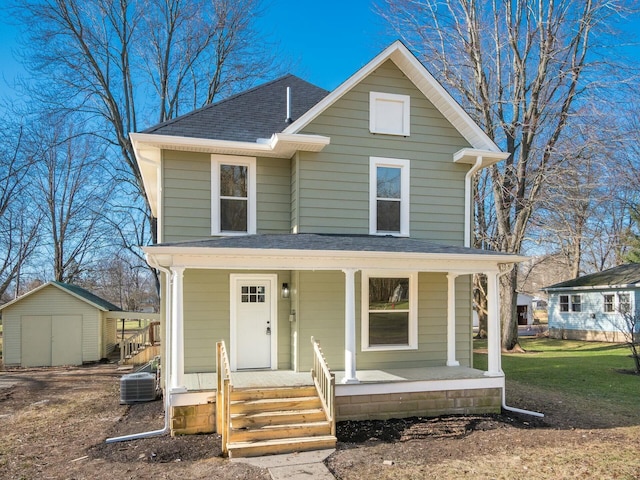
top-left (369, 91), bottom-right (410, 136)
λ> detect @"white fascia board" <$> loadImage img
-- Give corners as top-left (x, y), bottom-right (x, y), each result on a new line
top-left (453, 148), bottom-right (511, 169)
top-left (283, 40), bottom-right (500, 153)
top-left (545, 284), bottom-right (640, 292)
top-left (145, 247), bottom-right (526, 273)
top-left (130, 132), bottom-right (329, 158)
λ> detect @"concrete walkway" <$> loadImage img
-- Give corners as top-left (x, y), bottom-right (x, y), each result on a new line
top-left (232, 449), bottom-right (335, 479)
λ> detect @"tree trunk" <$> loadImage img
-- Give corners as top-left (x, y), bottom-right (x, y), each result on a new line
top-left (500, 267), bottom-right (523, 352)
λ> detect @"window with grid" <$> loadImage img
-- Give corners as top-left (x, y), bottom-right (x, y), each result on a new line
top-left (603, 294), bottom-right (615, 313)
top-left (571, 295), bottom-right (582, 312)
top-left (559, 295), bottom-right (569, 312)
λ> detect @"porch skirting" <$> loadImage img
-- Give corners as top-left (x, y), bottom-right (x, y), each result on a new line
top-left (169, 369), bottom-right (504, 435)
top-left (335, 387), bottom-right (502, 421)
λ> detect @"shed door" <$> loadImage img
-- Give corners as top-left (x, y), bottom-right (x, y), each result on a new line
top-left (52, 315), bottom-right (82, 366)
top-left (20, 315), bottom-right (83, 366)
top-left (21, 316), bottom-right (52, 367)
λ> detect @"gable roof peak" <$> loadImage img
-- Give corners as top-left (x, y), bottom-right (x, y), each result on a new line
top-left (284, 39), bottom-right (500, 153)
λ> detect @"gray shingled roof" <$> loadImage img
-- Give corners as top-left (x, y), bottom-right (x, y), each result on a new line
top-left (545, 264), bottom-right (640, 290)
top-left (155, 233), bottom-right (510, 257)
top-left (142, 75), bottom-right (329, 142)
top-left (53, 281), bottom-right (121, 311)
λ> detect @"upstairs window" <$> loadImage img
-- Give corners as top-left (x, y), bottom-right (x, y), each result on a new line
top-left (370, 157), bottom-right (410, 236)
top-left (369, 91), bottom-right (410, 136)
top-left (211, 155), bottom-right (256, 235)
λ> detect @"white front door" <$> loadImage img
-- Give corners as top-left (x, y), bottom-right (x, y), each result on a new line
top-left (231, 274), bottom-right (278, 370)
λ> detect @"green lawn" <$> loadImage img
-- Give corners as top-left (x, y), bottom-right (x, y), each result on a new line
top-left (474, 338), bottom-right (639, 411)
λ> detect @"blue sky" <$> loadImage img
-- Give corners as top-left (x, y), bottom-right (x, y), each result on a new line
top-left (0, 0), bottom-right (393, 96)
top-left (1, 1), bottom-right (638, 97)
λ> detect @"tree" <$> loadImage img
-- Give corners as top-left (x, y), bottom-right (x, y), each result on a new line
top-left (33, 114), bottom-right (111, 283)
top-left (377, 0), bottom-right (639, 350)
top-left (14, 0), bottom-right (280, 269)
top-left (0, 117), bottom-right (40, 301)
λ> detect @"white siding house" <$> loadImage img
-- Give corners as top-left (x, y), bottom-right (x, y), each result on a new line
top-left (545, 264), bottom-right (640, 342)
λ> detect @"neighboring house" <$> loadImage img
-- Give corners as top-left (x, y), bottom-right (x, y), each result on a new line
top-left (132, 40), bottom-right (523, 456)
top-left (1, 281), bottom-right (122, 367)
top-left (545, 264), bottom-right (640, 342)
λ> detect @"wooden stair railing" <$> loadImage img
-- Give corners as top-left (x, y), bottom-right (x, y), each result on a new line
top-left (216, 341), bottom-right (232, 457)
top-left (310, 336), bottom-right (336, 437)
top-left (120, 321), bottom-right (161, 364)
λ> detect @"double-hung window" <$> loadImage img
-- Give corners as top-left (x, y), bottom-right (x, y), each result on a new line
top-left (369, 157), bottom-right (410, 236)
top-left (603, 294), bottom-right (615, 313)
top-left (211, 155), bottom-right (256, 235)
top-left (559, 294), bottom-right (581, 312)
top-left (361, 272), bottom-right (417, 351)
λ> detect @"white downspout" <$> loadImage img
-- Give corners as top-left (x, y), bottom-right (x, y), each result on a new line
top-left (492, 265), bottom-right (544, 418)
top-left (464, 156), bottom-right (484, 248)
top-left (106, 261), bottom-right (173, 443)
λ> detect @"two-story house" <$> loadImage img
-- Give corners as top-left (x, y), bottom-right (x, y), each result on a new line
top-left (131, 41), bottom-right (523, 457)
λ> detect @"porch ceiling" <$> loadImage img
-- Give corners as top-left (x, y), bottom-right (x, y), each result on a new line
top-left (145, 233), bottom-right (525, 274)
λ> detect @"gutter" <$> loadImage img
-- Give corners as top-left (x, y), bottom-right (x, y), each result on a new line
top-left (464, 155), bottom-right (484, 248)
top-left (106, 263), bottom-right (173, 443)
top-left (495, 265), bottom-right (545, 419)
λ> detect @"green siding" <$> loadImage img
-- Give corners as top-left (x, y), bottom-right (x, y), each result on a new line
top-left (182, 269), bottom-right (292, 373)
top-left (295, 271), bottom-right (472, 372)
top-left (298, 59), bottom-right (470, 243)
top-left (162, 152), bottom-right (291, 242)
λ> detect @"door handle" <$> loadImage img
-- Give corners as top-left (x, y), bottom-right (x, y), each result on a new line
top-left (266, 321), bottom-right (271, 335)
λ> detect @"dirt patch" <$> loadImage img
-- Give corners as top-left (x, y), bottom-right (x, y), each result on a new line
top-left (1, 364), bottom-right (639, 479)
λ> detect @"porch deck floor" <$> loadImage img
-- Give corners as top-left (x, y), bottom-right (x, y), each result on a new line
top-left (183, 366), bottom-right (488, 392)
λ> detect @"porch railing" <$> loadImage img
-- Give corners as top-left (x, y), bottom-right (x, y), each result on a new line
top-left (216, 340), bottom-right (233, 457)
top-left (310, 336), bottom-right (336, 436)
top-left (120, 321), bottom-right (161, 363)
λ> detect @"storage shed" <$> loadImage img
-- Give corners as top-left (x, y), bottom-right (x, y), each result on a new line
top-left (0, 281), bottom-right (122, 367)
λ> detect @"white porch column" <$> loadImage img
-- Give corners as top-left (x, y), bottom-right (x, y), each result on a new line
top-left (446, 273), bottom-right (460, 367)
top-left (342, 268), bottom-right (359, 384)
top-left (170, 266), bottom-right (187, 392)
top-left (486, 270), bottom-right (502, 376)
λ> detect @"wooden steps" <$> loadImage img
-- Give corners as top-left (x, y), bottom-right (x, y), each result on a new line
top-left (226, 385), bottom-right (337, 458)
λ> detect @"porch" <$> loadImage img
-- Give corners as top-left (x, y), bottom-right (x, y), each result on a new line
top-left (183, 364), bottom-right (495, 391)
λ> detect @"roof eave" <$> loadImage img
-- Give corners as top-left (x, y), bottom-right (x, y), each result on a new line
top-left (453, 148), bottom-right (511, 169)
top-left (131, 132), bottom-right (330, 217)
top-left (144, 244), bottom-right (526, 273)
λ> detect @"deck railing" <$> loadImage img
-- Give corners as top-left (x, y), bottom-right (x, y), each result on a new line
top-left (310, 336), bottom-right (336, 436)
top-left (120, 321), bottom-right (161, 363)
top-left (216, 341), bottom-right (233, 457)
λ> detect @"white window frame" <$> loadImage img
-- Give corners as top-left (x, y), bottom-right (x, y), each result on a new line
top-left (369, 157), bottom-right (410, 236)
top-left (603, 294), bottom-right (615, 313)
top-left (211, 155), bottom-right (256, 236)
top-left (369, 91), bottom-right (411, 136)
top-left (361, 271), bottom-right (418, 352)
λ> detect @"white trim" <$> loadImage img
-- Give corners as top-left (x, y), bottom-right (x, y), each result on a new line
top-left (145, 248), bottom-right (519, 274)
top-left (369, 157), bottom-right (410, 236)
top-left (211, 155), bottom-right (256, 236)
top-left (369, 91), bottom-right (410, 136)
top-left (336, 374), bottom-right (504, 396)
top-left (283, 40), bottom-right (501, 153)
top-left (170, 391), bottom-right (216, 407)
top-left (361, 271), bottom-right (418, 351)
top-left (229, 274), bottom-right (278, 371)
